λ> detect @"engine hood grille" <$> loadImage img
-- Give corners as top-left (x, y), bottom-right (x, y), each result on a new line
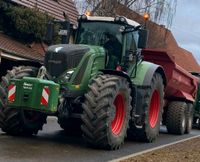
top-left (45, 44), bottom-right (90, 77)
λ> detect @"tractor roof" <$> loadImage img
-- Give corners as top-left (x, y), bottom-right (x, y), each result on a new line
top-left (79, 15), bottom-right (140, 27)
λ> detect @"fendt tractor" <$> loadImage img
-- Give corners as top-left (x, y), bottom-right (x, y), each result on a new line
top-left (0, 15), bottom-right (198, 150)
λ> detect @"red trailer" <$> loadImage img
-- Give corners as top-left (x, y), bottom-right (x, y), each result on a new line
top-left (142, 49), bottom-right (198, 134)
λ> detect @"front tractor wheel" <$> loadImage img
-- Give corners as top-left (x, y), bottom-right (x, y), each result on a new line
top-left (81, 74), bottom-right (131, 150)
top-left (0, 66), bottom-right (47, 136)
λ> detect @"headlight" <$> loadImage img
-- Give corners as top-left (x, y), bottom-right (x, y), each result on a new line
top-left (65, 70), bottom-right (74, 80)
top-left (77, 14), bottom-right (88, 21)
top-left (120, 17), bottom-right (126, 22)
top-left (115, 16), bottom-right (127, 24)
top-left (60, 70), bottom-right (74, 83)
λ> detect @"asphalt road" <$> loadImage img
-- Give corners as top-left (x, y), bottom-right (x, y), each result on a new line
top-left (0, 117), bottom-right (199, 162)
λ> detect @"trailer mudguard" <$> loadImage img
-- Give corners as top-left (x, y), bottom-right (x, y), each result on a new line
top-left (131, 61), bottom-right (166, 86)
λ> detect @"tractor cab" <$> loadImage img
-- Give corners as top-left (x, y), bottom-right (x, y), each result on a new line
top-left (74, 15), bottom-right (148, 71)
top-left (44, 15), bottom-right (148, 80)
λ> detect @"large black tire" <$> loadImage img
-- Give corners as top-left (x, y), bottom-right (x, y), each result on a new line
top-left (81, 74), bottom-right (132, 150)
top-left (128, 73), bottom-right (164, 142)
top-left (166, 101), bottom-right (187, 135)
top-left (185, 103), bottom-right (193, 134)
top-left (0, 66), bottom-right (47, 135)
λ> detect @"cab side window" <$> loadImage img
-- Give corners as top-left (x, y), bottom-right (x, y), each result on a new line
top-left (125, 32), bottom-right (139, 64)
top-left (126, 32), bottom-right (137, 51)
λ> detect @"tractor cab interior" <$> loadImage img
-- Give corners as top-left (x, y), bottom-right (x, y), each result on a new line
top-left (125, 31), bottom-right (138, 63)
top-left (75, 22), bottom-right (123, 70)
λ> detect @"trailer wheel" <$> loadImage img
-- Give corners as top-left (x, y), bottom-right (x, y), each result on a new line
top-left (185, 103), bottom-right (193, 134)
top-left (128, 73), bottom-right (164, 142)
top-left (81, 74), bottom-right (131, 150)
top-left (0, 66), bottom-right (47, 135)
top-left (166, 101), bottom-right (187, 135)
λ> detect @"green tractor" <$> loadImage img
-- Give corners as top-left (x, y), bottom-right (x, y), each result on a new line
top-left (0, 15), bottom-right (166, 150)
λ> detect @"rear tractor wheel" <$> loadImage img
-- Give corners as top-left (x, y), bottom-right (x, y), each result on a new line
top-left (128, 73), bottom-right (164, 142)
top-left (81, 74), bottom-right (132, 150)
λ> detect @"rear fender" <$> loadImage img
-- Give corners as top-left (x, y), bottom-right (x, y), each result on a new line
top-left (130, 62), bottom-right (166, 127)
top-left (131, 61), bottom-right (166, 87)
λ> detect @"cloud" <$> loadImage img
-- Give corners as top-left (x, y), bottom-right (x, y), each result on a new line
top-left (171, 0), bottom-right (200, 64)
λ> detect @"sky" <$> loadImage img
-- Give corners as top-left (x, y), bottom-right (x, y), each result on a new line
top-left (171, 0), bottom-right (200, 64)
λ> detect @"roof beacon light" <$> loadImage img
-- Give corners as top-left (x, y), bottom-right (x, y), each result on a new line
top-left (144, 13), bottom-right (150, 21)
top-left (85, 11), bottom-right (92, 16)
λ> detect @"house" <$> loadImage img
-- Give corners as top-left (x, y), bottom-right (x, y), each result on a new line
top-left (0, 0), bottom-right (78, 76)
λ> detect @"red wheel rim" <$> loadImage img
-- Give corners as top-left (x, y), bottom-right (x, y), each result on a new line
top-left (111, 93), bottom-right (125, 135)
top-left (149, 90), bottom-right (160, 128)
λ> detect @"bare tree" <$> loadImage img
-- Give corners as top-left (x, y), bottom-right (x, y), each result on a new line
top-left (129, 0), bottom-right (177, 28)
top-left (74, 0), bottom-right (177, 28)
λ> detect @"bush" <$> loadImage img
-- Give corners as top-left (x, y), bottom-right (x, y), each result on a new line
top-left (1, 3), bottom-right (53, 42)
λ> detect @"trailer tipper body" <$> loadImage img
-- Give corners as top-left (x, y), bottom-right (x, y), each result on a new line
top-left (143, 49), bottom-right (197, 103)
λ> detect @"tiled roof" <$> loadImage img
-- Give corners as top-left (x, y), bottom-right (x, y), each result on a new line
top-left (115, 4), bottom-right (200, 73)
top-left (11, 0), bottom-right (78, 24)
top-left (0, 33), bottom-right (44, 61)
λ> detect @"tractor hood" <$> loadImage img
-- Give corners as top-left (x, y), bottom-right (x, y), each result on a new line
top-left (45, 44), bottom-right (90, 77)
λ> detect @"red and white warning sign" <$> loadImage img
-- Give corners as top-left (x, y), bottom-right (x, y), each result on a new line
top-left (8, 84), bottom-right (16, 102)
top-left (41, 87), bottom-right (50, 106)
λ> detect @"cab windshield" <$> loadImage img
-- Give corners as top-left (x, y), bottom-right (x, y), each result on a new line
top-left (75, 22), bottom-right (123, 46)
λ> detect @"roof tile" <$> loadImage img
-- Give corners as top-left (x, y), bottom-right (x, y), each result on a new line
top-left (0, 33), bottom-right (43, 61)
top-left (11, 0), bottom-right (78, 24)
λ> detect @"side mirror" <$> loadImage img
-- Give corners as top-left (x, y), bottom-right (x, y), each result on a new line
top-left (60, 20), bottom-right (71, 44)
top-left (46, 22), bottom-right (54, 44)
top-left (138, 29), bottom-right (149, 49)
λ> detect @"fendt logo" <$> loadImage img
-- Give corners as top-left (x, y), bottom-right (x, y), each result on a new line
top-left (48, 60), bottom-right (62, 64)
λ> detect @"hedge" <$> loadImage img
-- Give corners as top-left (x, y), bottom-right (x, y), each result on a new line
top-left (0, 0), bottom-right (53, 43)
